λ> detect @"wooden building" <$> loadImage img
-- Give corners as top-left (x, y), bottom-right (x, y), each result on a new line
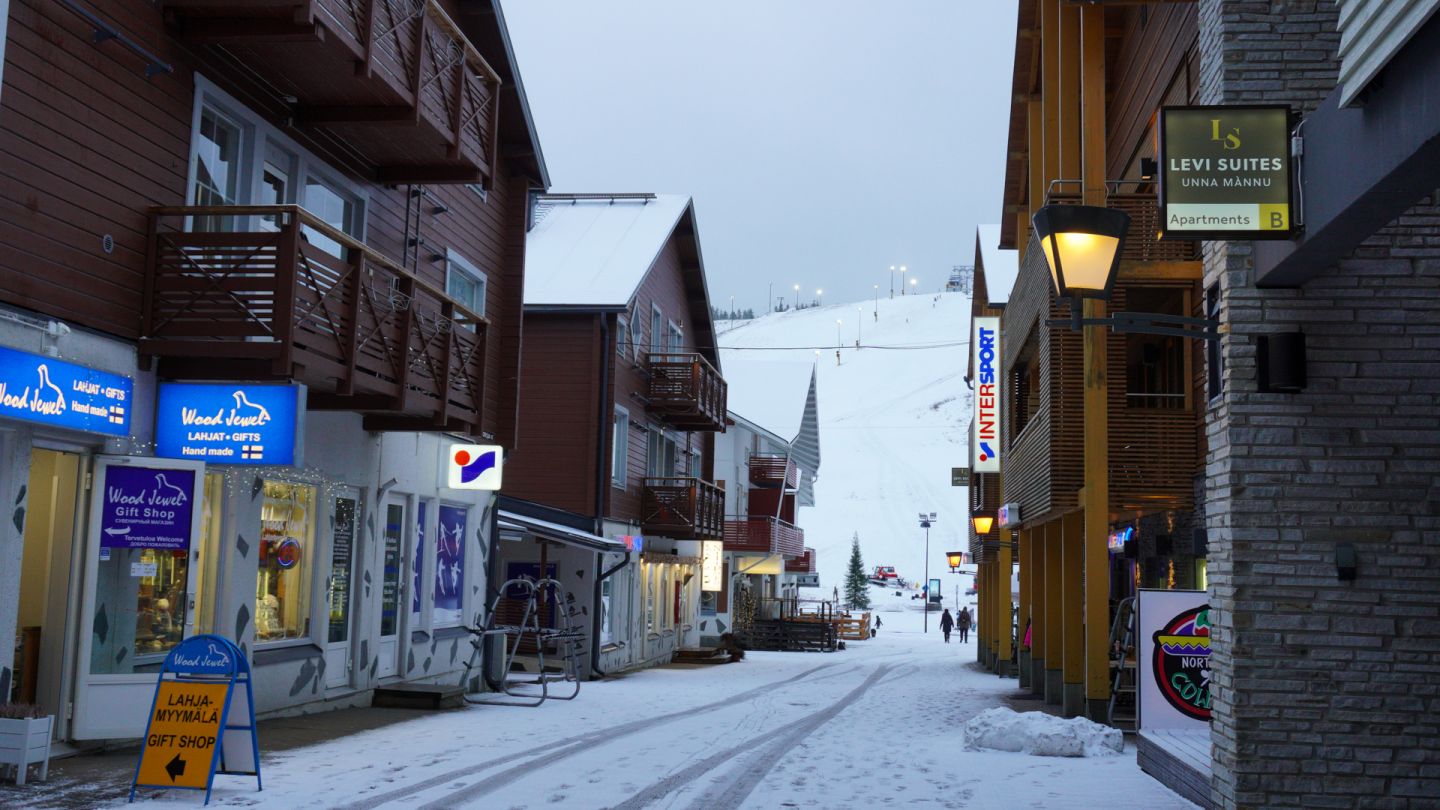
top-left (0, 0), bottom-right (547, 740)
top-left (971, 0), bottom-right (1207, 724)
top-left (503, 193), bottom-right (728, 674)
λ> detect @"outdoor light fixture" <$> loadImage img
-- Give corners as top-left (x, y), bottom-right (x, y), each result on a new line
top-left (946, 551), bottom-right (964, 572)
top-left (971, 509), bottom-right (993, 536)
top-left (1034, 203), bottom-right (1220, 341)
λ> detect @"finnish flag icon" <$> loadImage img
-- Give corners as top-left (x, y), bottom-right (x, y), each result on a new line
top-left (448, 444), bottom-right (503, 490)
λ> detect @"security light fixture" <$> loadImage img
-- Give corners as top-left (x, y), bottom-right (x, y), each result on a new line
top-left (971, 509), bottom-right (993, 536)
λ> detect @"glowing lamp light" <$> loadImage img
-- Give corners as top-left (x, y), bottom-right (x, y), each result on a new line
top-left (971, 509), bottom-right (994, 536)
top-left (946, 551), bottom-right (964, 572)
top-left (1031, 204), bottom-right (1130, 301)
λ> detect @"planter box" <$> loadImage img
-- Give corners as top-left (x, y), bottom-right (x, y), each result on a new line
top-left (0, 715), bottom-right (52, 785)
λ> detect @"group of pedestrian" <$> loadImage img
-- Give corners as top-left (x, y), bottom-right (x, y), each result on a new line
top-left (939, 607), bottom-right (972, 643)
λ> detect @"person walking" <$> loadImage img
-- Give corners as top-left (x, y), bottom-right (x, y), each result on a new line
top-left (940, 608), bottom-right (955, 643)
top-left (957, 606), bottom-right (972, 643)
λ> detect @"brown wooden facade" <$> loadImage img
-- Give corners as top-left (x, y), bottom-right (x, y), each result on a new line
top-left (0, 0), bottom-right (544, 440)
top-left (504, 200), bottom-right (727, 539)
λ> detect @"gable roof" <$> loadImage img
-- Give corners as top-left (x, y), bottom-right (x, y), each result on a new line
top-left (524, 194), bottom-right (693, 307)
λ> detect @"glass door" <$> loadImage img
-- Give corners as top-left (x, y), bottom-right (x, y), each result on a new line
top-left (72, 457), bottom-right (206, 740)
top-left (376, 498), bottom-right (408, 679)
top-left (324, 489), bottom-right (360, 688)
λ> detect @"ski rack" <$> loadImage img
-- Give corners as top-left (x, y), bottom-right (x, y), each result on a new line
top-left (460, 577), bottom-right (586, 707)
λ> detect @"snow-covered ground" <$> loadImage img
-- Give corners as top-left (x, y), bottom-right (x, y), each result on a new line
top-left (101, 590), bottom-right (1193, 810)
top-left (718, 293), bottom-right (974, 595)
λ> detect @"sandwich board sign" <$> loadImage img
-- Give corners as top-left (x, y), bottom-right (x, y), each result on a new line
top-left (130, 635), bottom-right (261, 804)
top-left (1136, 589), bottom-right (1211, 730)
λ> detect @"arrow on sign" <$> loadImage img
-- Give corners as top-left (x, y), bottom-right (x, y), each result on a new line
top-left (104, 527), bottom-right (131, 536)
top-left (165, 753), bottom-right (186, 782)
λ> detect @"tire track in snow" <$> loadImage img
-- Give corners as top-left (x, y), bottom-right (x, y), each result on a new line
top-left (345, 661), bottom-right (842, 810)
top-left (605, 664), bottom-right (896, 810)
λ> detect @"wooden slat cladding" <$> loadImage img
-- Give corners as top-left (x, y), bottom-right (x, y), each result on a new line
top-left (1105, 4), bottom-right (1198, 178)
top-left (723, 517), bottom-right (804, 558)
top-left (503, 313), bottom-right (602, 517)
top-left (0, 0), bottom-right (532, 443)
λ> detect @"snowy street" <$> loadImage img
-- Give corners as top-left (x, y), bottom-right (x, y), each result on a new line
top-left (106, 599), bottom-right (1192, 810)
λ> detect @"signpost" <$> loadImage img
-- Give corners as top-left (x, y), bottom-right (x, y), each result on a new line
top-left (154, 383), bottom-right (303, 465)
top-left (951, 467), bottom-right (970, 486)
top-left (0, 345), bottom-right (131, 436)
top-left (130, 635), bottom-right (261, 804)
top-left (1159, 105), bottom-right (1294, 239)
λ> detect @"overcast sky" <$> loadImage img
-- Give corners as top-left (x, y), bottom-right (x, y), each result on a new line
top-left (501, 1), bottom-right (1018, 314)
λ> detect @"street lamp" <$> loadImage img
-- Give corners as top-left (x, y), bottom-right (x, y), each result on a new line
top-left (793, 283), bottom-right (800, 310)
top-left (873, 285), bottom-right (879, 320)
top-left (900, 265), bottom-right (908, 295)
top-left (919, 512), bottom-right (938, 632)
top-left (856, 308), bottom-right (863, 347)
top-left (835, 318), bottom-right (842, 347)
top-left (946, 551), bottom-right (964, 572)
top-left (889, 265), bottom-right (896, 298)
top-left (971, 508), bottom-right (994, 536)
top-left (817, 288), bottom-right (824, 307)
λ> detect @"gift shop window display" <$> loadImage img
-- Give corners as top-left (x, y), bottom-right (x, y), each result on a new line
top-left (256, 481), bottom-right (317, 642)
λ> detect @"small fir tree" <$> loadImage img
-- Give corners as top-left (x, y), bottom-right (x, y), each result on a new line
top-left (844, 533), bottom-right (872, 610)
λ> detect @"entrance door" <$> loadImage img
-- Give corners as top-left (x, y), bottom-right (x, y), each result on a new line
top-left (72, 456), bottom-right (206, 740)
top-left (324, 489), bottom-right (361, 688)
top-left (11, 449), bottom-right (84, 739)
top-left (376, 498), bottom-right (408, 679)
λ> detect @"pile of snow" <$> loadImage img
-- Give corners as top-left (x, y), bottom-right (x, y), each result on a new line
top-left (963, 707), bottom-right (1124, 758)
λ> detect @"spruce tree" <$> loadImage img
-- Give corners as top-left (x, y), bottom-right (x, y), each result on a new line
top-left (844, 534), bottom-right (872, 610)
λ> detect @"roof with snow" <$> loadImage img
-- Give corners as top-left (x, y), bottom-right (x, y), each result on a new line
top-left (975, 224), bottom-right (1020, 307)
top-left (524, 194), bottom-right (694, 307)
top-left (718, 355), bottom-right (813, 441)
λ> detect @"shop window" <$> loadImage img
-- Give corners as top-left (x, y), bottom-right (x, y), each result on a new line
top-left (381, 503), bottom-right (405, 637)
top-left (612, 407), bottom-right (630, 489)
top-left (616, 314), bottom-right (629, 357)
top-left (1125, 287), bottom-right (1188, 410)
top-left (411, 501), bottom-right (428, 630)
top-left (256, 481), bottom-right (316, 644)
top-left (433, 504), bottom-right (467, 626)
top-left (644, 563), bottom-right (655, 635)
top-left (600, 578), bottom-right (614, 645)
top-left (1206, 285), bottom-right (1223, 403)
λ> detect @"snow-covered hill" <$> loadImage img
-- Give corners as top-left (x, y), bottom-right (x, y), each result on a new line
top-left (718, 291), bottom-right (973, 596)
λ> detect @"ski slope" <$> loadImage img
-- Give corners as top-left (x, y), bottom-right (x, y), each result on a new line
top-left (719, 291), bottom-right (973, 596)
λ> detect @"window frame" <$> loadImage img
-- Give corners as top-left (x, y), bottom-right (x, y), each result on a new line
top-left (1122, 285), bottom-right (1193, 412)
top-left (616, 314), bottom-right (630, 357)
top-left (254, 478), bottom-right (323, 649)
top-left (650, 304), bottom-right (664, 354)
top-left (187, 75), bottom-right (368, 243)
top-left (444, 248), bottom-right (489, 323)
top-left (611, 406), bottom-right (630, 490)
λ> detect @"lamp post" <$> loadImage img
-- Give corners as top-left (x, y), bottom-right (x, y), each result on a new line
top-left (919, 512), bottom-right (937, 633)
top-left (835, 319), bottom-right (842, 347)
top-left (873, 285), bottom-right (879, 320)
top-left (856, 308), bottom-right (863, 347)
top-left (729, 295), bottom-right (734, 320)
top-left (900, 265), bottom-right (908, 295)
top-left (889, 265), bottom-right (896, 298)
top-left (817, 288), bottom-right (824, 308)
top-left (910, 277), bottom-right (918, 294)
top-left (793, 283), bottom-right (800, 310)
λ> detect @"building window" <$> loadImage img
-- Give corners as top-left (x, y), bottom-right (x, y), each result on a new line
top-left (648, 427), bottom-right (682, 477)
top-left (256, 481), bottom-right (317, 644)
top-left (445, 250), bottom-right (488, 329)
top-left (1010, 329), bottom-right (1041, 439)
top-left (667, 320), bottom-right (684, 352)
top-left (616, 314), bottom-right (629, 357)
top-left (644, 563), bottom-right (655, 634)
top-left (1125, 287), bottom-right (1188, 410)
top-left (187, 77), bottom-right (366, 247)
top-left (600, 577), bottom-right (614, 645)
top-left (433, 504), bottom-right (467, 627)
top-left (650, 305), bottom-right (664, 354)
top-left (612, 407), bottom-right (630, 489)
top-left (1206, 285), bottom-right (1223, 403)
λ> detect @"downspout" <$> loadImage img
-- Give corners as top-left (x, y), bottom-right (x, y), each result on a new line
top-left (590, 314), bottom-right (616, 676)
top-left (591, 550), bottom-right (630, 677)
top-left (482, 490), bottom-right (504, 692)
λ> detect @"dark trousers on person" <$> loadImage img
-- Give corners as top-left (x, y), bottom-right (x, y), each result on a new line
top-left (943, 630), bottom-right (951, 642)
top-left (958, 627), bottom-right (969, 643)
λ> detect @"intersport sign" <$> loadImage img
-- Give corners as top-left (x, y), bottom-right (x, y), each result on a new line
top-left (972, 316), bottom-right (1001, 473)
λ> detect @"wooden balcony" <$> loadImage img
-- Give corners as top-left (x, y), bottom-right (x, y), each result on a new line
top-left (1046, 192), bottom-right (1200, 264)
top-left (645, 352), bottom-right (727, 432)
top-left (641, 477), bottom-right (723, 539)
top-left (140, 205), bottom-right (487, 434)
top-left (723, 517), bottom-right (805, 558)
top-left (784, 547), bottom-right (816, 573)
top-left (748, 454), bottom-right (798, 489)
top-left (161, 0), bottom-right (501, 184)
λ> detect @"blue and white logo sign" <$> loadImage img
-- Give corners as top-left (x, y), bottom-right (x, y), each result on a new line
top-left (100, 464), bottom-right (195, 550)
top-left (155, 384), bottom-right (302, 465)
top-left (447, 444), bottom-right (502, 490)
top-left (165, 635), bottom-right (238, 677)
top-left (0, 345), bottom-right (131, 436)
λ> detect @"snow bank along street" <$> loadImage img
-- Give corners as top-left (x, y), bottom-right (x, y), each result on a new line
top-left (100, 601), bottom-right (1189, 809)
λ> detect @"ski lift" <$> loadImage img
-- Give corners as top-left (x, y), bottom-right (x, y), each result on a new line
top-left (459, 577), bottom-right (586, 707)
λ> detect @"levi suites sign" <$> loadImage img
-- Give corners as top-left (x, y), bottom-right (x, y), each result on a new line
top-left (1159, 105), bottom-right (1293, 238)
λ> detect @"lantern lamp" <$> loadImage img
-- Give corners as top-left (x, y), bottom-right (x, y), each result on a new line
top-left (946, 550), bottom-right (964, 572)
top-left (1031, 204), bottom-right (1130, 302)
top-left (971, 509), bottom-right (994, 536)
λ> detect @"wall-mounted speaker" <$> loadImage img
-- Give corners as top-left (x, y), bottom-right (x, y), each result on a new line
top-left (1258, 332), bottom-right (1307, 393)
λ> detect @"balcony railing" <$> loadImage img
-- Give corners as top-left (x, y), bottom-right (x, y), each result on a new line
top-left (141, 205), bottom-right (487, 434)
top-left (641, 477), bottom-right (724, 539)
top-left (1045, 191), bottom-right (1200, 263)
top-left (162, 0), bottom-right (501, 184)
top-left (645, 352), bottom-right (727, 432)
top-left (724, 517), bottom-right (805, 558)
top-left (784, 547), bottom-right (816, 573)
top-left (748, 454), bottom-right (798, 489)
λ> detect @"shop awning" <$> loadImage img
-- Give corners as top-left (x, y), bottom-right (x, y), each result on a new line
top-left (497, 510), bottom-right (627, 553)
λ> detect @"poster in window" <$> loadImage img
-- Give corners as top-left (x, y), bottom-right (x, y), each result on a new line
top-left (328, 497), bottom-right (355, 644)
top-left (412, 502), bottom-right (426, 620)
top-left (434, 505), bottom-right (466, 625)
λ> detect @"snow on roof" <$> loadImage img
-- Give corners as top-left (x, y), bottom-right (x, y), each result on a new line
top-left (977, 224), bottom-right (1020, 306)
top-left (718, 353), bottom-right (813, 442)
top-left (524, 194), bottom-right (692, 307)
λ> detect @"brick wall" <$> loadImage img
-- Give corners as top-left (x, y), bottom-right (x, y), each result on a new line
top-left (1199, 2), bottom-right (1440, 807)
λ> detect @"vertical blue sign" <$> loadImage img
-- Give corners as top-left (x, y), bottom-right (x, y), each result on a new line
top-left (155, 384), bottom-right (301, 465)
top-left (0, 345), bottom-right (131, 435)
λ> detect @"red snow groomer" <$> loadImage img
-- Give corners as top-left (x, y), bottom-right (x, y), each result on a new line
top-left (868, 565), bottom-right (898, 585)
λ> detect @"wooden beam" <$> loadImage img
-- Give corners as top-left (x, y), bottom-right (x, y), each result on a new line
top-left (1061, 509), bottom-right (1085, 717)
top-left (1058, 2), bottom-right (1082, 181)
top-left (1029, 521), bottom-right (1047, 695)
top-left (1044, 517), bottom-right (1063, 705)
top-left (295, 105), bottom-right (418, 125)
top-left (1080, 4), bottom-right (1111, 723)
top-left (998, 532), bottom-right (1013, 675)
